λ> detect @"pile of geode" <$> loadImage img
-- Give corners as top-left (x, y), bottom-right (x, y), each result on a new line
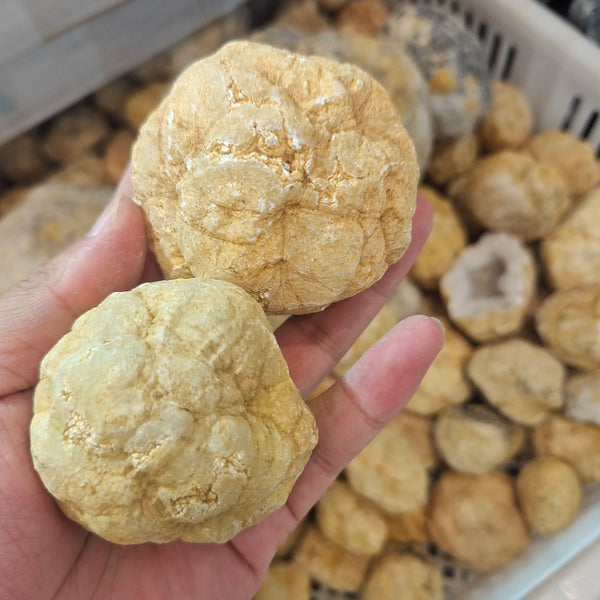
top-left (253, 5), bottom-right (600, 600)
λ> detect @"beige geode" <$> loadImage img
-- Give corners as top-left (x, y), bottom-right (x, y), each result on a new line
top-left (252, 28), bottom-right (434, 172)
top-left (528, 130), bottom-right (600, 198)
top-left (254, 561), bottom-right (311, 600)
top-left (467, 338), bottom-right (566, 426)
top-left (565, 369), bottom-right (600, 426)
top-left (406, 318), bottom-right (472, 415)
top-left (294, 525), bottom-right (371, 593)
top-left (536, 284), bottom-right (600, 371)
top-left (386, 507), bottom-right (428, 544)
top-left (426, 133), bottom-right (479, 187)
top-left (133, 40), bottom-right (418, 315)
top-left (541, 188), bottom-right (600, 290)
top-left (478, 81), bottom-right (534, 151)
top-left (362, 553), bottom-right (443, 600)
top-left (345, 418), bottom-right (429, 514)
top-left (428, 471), bottom-right (530, 572)
top-left (516, 456), bottom-right (581, 536)
top-left (30, 278), bottom-right (317, 544)
top-left (533, 415), bottom-right (600, 484)
top-left (410, 185), bottom-right (467, 290)
top-left (462, 151), bottom-right (570, 241)
top-left (316, 480), bottom-right (388, 556)
top-left (433, 404), bottom-right (524, 475)
top-left (440, 232), bottom-right (536, 342)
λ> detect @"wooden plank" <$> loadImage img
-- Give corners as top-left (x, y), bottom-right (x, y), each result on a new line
top-left (0, 0), bottom-right (42, 67)
top-left (19, 0), bottom-right (128, 40)
top-left (0, 0), bottom-right (245, 145)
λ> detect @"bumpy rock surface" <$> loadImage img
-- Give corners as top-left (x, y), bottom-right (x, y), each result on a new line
top-left (43, 105), bottom-right (110, 163)
top-left (316, 480), bottom-right (388, 556)
top-left (294, 525), bottom-right (371, 593)
top-left (255, 561), bottom-right (311, 600)
top-left (536, 284), bottom-right (600, 371)
top-left (541, 188), bottom-right (600, 290)
top-left (462, 151), bottom-right (570, 241)
top-left (533, 415), bottom-right (600, 484)
top-left (516, 456), bottom-right (581, 535)
top-left (478, 81), bottom-right (534, 151)
top-left (528, 130), bottom-right (600, 198)
top-left (31, 278), bottom-right (317, 544)
top-left (345, 418), bottom-right (429, 513)
top-left (133, 41), bottom-right (418, 315)
top-left (410, 185), bottom-right (467, 290)
top-left (428, 471), bottom-right (530, 572)
top-left (426, 133), bottom-right (479, 187)
top-left (362, 552), bottom-right (443, 600)
top-left (467, 338), bottom-right (566, 426)
top-left (565, 369), bottom-right (600, 426)
top-left (386, 507), bottom-right (428, 544)
top-left (433, 404), bottom-right (523, 475)
top-left (253, 28), bottom-right (433, 171)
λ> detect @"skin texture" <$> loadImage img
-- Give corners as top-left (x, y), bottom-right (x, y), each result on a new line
top-left (0, 172), bottom-right (443, 600)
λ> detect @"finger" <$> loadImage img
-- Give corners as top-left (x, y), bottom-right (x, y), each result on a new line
top-left (276, 195), bottom-right (433, 398)
top-left (0, 176), bottom-right (147, 397)
top-left (231, 314), bottom-right (444, 574)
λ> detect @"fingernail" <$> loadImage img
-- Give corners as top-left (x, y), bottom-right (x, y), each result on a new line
top-left (87, 194), bottom-right (123, 237)
top-left (429, 316), bottom-right (446, 345)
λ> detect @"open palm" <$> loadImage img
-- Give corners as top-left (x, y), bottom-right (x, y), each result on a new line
top-left (0, 175), bottom-right (443, 600)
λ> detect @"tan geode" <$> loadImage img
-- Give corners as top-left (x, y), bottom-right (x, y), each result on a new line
top-left (462, 151), bottom-right (570, 241)
top-left (428, 471), bottom-right (530, 572)
top-left (133, 40), bottom-right (418, 315)
top-left (536, 284), bottom-right (600, 371)
top-left (30, 278), bottom-right (317, 544)
top-left (541, 188), bottom-right (600, 290)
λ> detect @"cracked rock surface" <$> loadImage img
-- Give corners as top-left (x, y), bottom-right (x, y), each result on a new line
top-left (30, 278), bottom-right (317, 544)
top-left (133, 41), bottom-right (418, 314)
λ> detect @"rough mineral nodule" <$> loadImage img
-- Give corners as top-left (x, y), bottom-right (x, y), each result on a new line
top-left (30, 278), bottom-right (318, 544)
top-left (132, 40), bottom-right (418, 315)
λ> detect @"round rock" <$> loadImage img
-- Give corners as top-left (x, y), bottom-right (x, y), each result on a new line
top-left (132, 40), bottom-right (418, 314)
top-left (30, 278), bottom-right (318, 544)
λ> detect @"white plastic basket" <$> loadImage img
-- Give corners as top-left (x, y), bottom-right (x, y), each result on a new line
top-left (312, 1), bottom-right (600, 599)
top-left (415, 0), bottom-right (600, 155)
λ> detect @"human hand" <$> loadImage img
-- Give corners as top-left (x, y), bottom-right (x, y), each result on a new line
top-left (0, 172), bottom-right (443, 600)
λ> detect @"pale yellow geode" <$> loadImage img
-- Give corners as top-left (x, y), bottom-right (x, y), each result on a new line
top-left (132, 40), bottom-right (418, 315)
top-left (30, 278), bottom-right (317, 544)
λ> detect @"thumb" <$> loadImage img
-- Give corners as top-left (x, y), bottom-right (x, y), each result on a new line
top-left (0, 188), bottom-right (147, 397)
